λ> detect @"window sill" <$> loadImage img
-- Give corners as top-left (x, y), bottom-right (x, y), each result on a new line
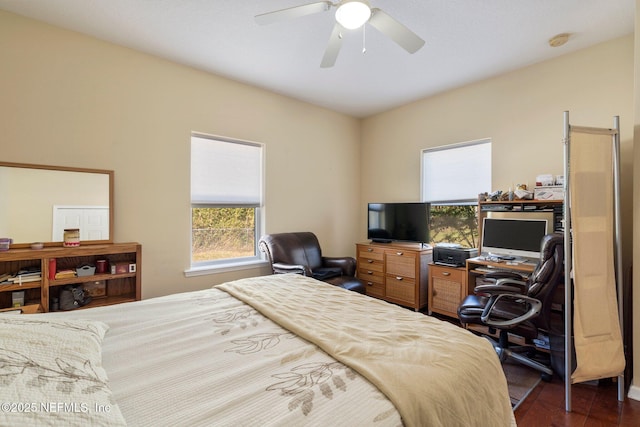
top-left (184, 259), bottom-right (270, 277)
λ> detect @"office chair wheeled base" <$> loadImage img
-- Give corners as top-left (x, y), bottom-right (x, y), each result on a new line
top-left (486, 333), bottom-right (554, 382)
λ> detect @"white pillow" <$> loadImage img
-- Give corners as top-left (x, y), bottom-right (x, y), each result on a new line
top-left (0, 316), bottom-right (126, 426)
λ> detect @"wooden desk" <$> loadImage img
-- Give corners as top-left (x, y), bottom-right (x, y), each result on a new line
top-left (466, 256), bottom-right (536, 289)
top-left (465, 256), bottom-right (540, 346)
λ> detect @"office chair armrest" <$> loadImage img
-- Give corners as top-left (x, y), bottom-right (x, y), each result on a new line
top-left (480, 293), bottom-right (542, 328)
top-left (272, 263), bottom-right (308, 276)
top-left (483, 271), bottom-right (525, 281)
top-left (474, 279), bottom-right (527, 295)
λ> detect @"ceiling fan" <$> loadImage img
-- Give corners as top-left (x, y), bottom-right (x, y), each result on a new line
top-left (255, 0), bottom-right (425, 68)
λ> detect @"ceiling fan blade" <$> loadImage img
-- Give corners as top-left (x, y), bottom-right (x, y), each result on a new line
top-left (368, 8), bottom-right (425, 54)
top-left (320, 23), bottom-right (343, 68)
top-left (255, 1), bottom-right (332, 25)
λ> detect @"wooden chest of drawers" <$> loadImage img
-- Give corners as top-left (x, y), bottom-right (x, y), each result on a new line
top-left (356, 242), bottom-right (432, 311)
top-left (356, 244), bottom-right (385, 298)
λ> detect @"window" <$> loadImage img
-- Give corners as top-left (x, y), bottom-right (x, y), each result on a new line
top-left (421, 139), bottom-right (491, 248)
top-left (190, 134), bottom-right (263, 268)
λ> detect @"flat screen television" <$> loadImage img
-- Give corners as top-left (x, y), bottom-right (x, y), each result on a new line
top-left (480, 217), bottom-right (548, 260)
top-left (367, 202), bottom-right (430, 244)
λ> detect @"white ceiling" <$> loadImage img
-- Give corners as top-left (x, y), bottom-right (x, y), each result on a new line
top-left (0, 0), bottom-right (634, 118)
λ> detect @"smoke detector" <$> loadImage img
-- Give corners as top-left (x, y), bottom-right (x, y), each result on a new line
top-left (548, 33), bottom-right (570, 47)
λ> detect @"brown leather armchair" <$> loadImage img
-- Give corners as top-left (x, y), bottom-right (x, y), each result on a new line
top-left (258, 232), bottom-right (365, 294)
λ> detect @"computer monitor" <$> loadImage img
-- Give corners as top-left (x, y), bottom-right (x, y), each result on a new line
top-left (480, 217), bottom-right (548, 261)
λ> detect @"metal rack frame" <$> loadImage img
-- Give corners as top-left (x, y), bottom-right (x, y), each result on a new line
top-left (562, 111), bottom-right (624, 411)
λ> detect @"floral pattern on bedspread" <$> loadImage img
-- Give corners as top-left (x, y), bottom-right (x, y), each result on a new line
top-left (226, 332), bottom-right (297, 354)
top-left (0, 348), bottom-right (109, 394)
top-left (212, 298), bottom-right (393, 421)
top-left (267, 361), bottom-right (357, 416)
top-left (0, 317), bottom-right (127, 427)
top-left (202, 287), bottom-right (403, 424)
top-left (49, 286), bottom-right (404, 426)
top-left (0, 319), bottom-right (111, 394)
top-left (206, 306), bottom-right (262, 335)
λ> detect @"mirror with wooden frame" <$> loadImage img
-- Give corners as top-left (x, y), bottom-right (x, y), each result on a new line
top-left (0, 162), bottom-right (113, 247)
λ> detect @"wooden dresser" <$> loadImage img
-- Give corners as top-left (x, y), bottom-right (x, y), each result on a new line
top-left (356, 241), bottom-right (432, 311)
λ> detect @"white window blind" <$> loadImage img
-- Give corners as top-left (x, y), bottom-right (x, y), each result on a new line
top-left (191, 135), bottom-right (262, 205)
top-left (421, 139), bottom-right (491, 203)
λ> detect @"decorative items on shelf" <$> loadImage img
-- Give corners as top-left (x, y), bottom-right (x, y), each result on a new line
top-left (12, 291), bottom-right (25, 307)
top-left (95, 259), bottom-right (108, 274)
top-left (479, 175), bottom-right (566, 202)
top-left (54, 269), bottom-right (76, 279)
top-left (84, 280), bottom-right (106, 297)
top-left (48, 259), bottom-right (56, 280)
top-left (0, 238), bottom-right (12, 251)
top-left (63, 228), bottom-right (80, 247)
top-left (76, 265), bottom-right (96, 277)
top-left (534, 174), bottom-right (565, 200)
top-left (111, 262), bottom-right (136, 274)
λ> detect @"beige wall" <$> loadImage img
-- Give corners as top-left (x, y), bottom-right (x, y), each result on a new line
top-left (0, 10), bottom-right (361, 298)
top-left (361, 35), bottom-right (633, 217)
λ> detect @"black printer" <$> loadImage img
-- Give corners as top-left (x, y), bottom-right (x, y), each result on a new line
top-left (433, 245), bottom-right (478, 267)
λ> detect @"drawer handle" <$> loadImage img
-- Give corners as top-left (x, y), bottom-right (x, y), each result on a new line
top-left (367, 248), bottom-right (373, 252)
top-left (396, 276), bottom-right (403, 281)
top-left (441, 272), bottom-right (451, 276)
top-left (367, 270), bottom-right (373, 274)
top-left (396, 251), bottom-right (403, 256)
top-left (367, 259), bottom-right (374, 263)
top-left (367, 282), bottom-right (373, 286)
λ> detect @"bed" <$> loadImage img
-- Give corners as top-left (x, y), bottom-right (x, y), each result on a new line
top-left (0, 274), bottom-right (516, 426)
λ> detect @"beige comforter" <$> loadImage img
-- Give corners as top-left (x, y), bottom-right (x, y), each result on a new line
top-left (218, 274), bottom-right (515, 427)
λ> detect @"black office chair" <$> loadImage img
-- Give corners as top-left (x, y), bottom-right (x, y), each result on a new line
top-left (457, 233), bottom-right (564, 380)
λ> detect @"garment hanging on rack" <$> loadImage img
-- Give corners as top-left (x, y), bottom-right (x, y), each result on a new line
top-left (569, 128), bottom-right (625, 383)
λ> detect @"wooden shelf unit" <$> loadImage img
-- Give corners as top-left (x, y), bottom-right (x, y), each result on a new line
top-left (356, 241), bottom-right (432, 311)
top-left (478, 199), bottom-right (564, 242)
top-left (0, 242), bottom-right (141, 312)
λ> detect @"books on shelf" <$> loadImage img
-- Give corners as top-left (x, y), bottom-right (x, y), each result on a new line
top-left (0, 268), bottom-right (42, 285)
top-left (54, 269), bottom-right (76, 279)
top-left (7, 275), bottom-right (41, 283)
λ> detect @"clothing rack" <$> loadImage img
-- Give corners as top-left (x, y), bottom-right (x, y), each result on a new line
top-left (562, 111), bottom-right (625, 412)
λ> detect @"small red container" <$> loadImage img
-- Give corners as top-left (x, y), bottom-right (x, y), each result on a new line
top-left (48, 259), bottom-right (56, 280)
top-left (95, 259), bottom-right (108, 274)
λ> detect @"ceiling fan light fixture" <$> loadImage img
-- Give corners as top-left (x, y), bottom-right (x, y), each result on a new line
top-left (335, 0), bottom-right (371, 30)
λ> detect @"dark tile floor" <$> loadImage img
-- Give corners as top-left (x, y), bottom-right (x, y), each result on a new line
top-left (515, 377), bottom-right (640, 426)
